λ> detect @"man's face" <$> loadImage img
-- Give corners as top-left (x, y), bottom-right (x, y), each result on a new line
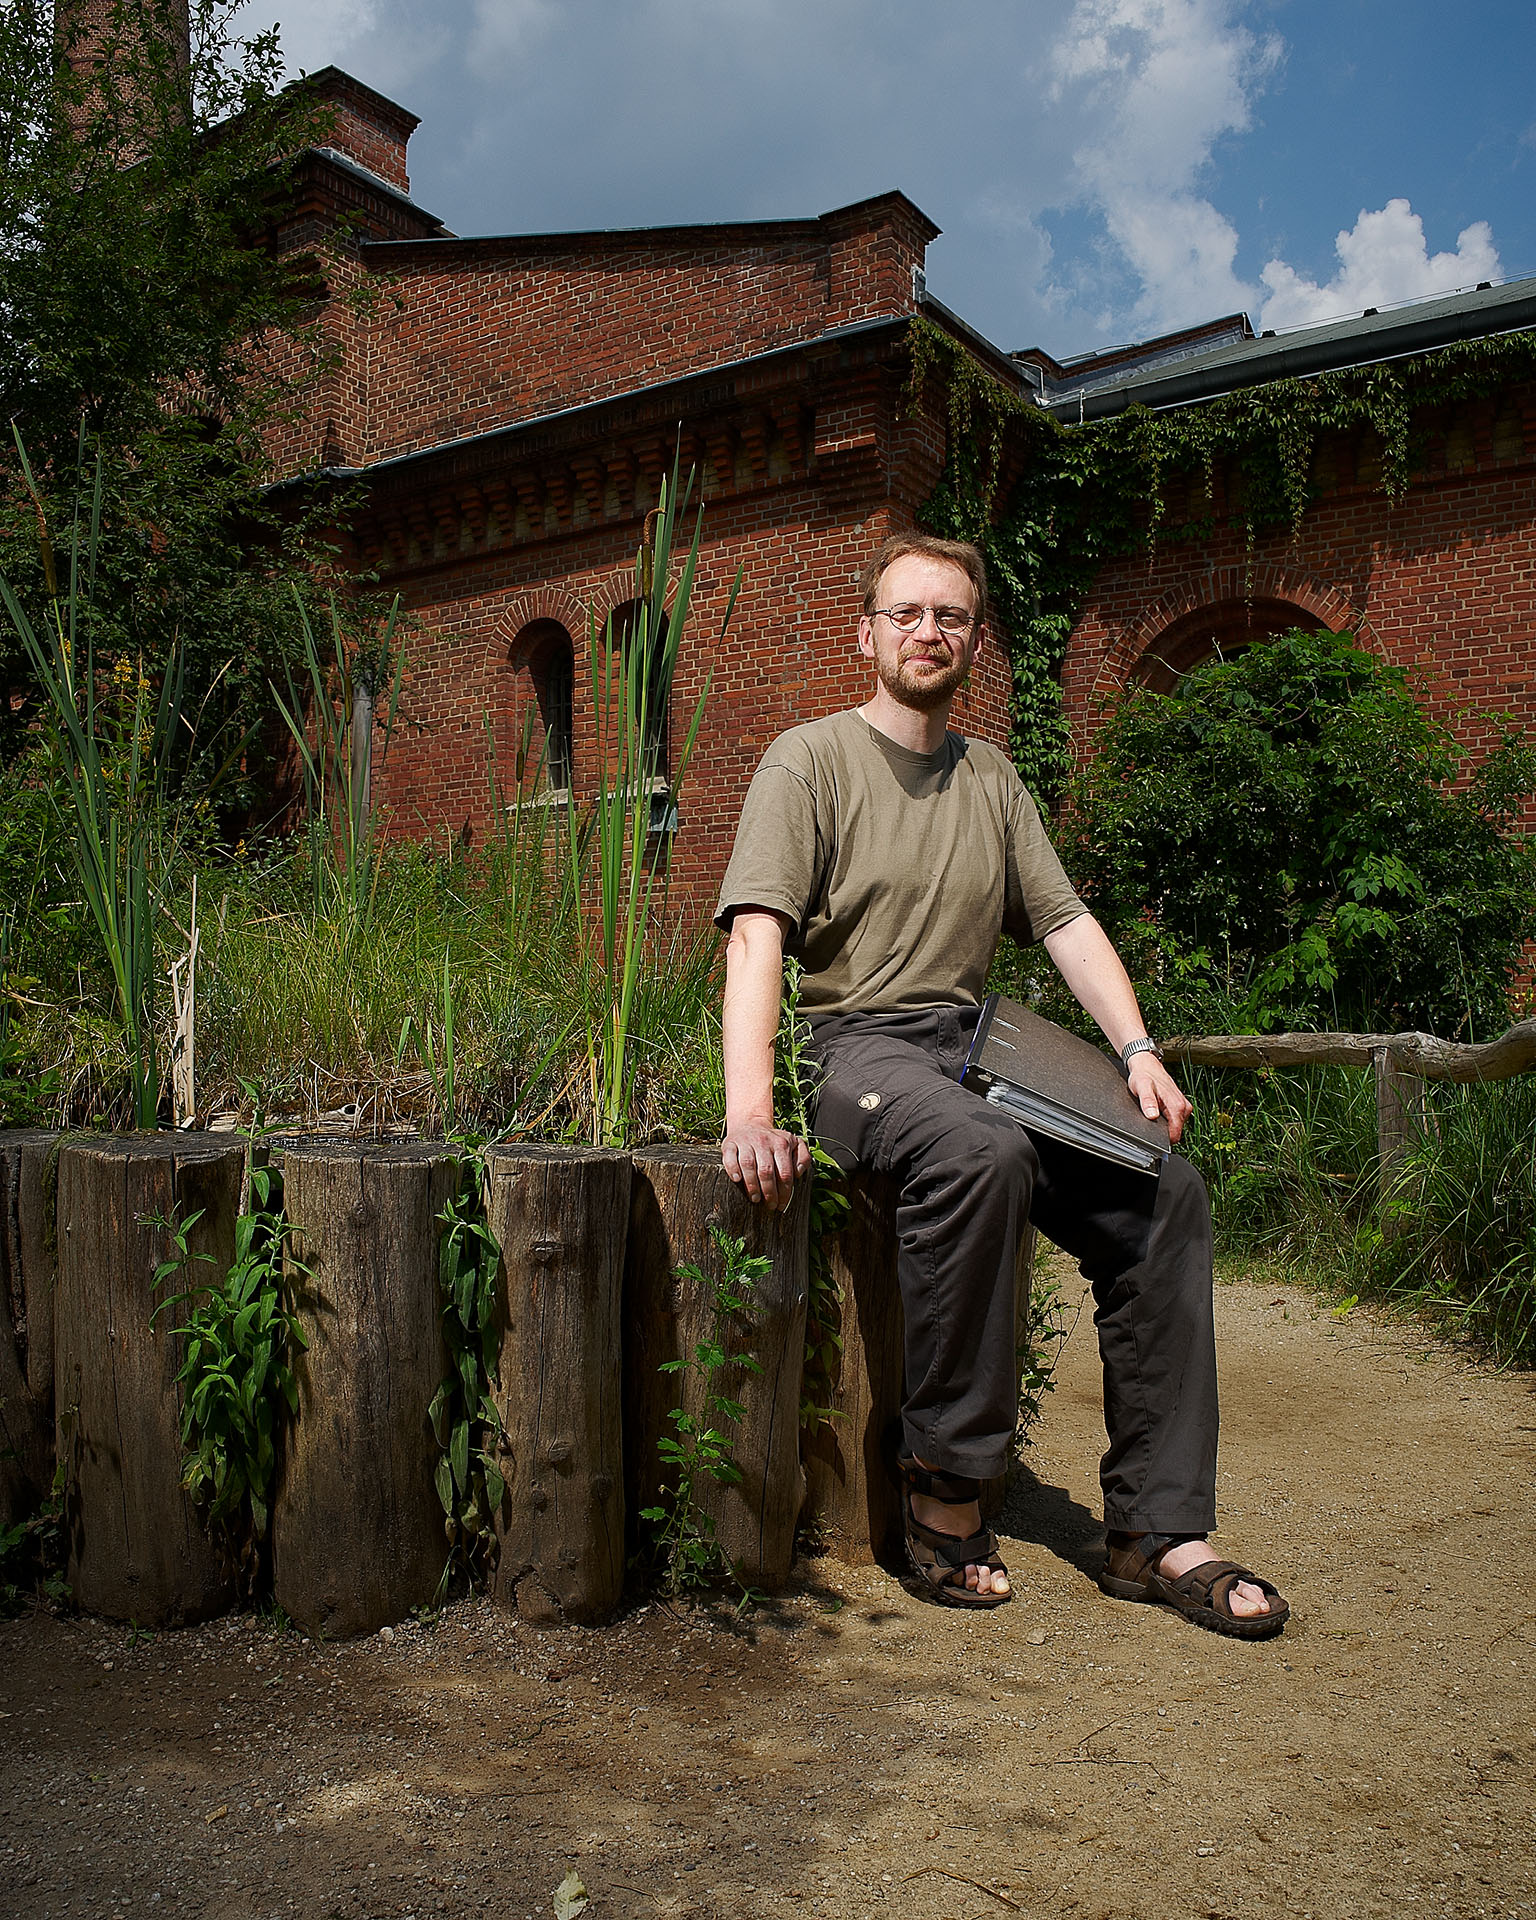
top-left (857, 554), bottom-right (983, 713)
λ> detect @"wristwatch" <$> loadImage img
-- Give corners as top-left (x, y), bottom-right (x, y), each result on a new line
top-left (1121, 1036), bottom-right (1163, 1068)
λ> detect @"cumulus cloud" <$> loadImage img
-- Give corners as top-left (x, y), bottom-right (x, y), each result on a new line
top-left (1259, 200), bottom-right (1502, 331)
top-left (1046, 0), bottom-right (1281, 329)
top-left (468, 0), bottom-right (553, 63)
top-left (230, 0), bottom-right (380, 76)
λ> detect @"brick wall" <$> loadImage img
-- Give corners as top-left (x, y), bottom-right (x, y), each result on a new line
top-left (1060, 392), bottom-right (1536, 806)
top-left (370, 462), bottom-right (1015, 923)
top-left (349, 194), bottom-right (935, 465)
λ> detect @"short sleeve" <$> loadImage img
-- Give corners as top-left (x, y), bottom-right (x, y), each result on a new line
top-left (1002, 783), bottom-right (1086, 945)
top-left (714, 753), bottom-right (822, 935)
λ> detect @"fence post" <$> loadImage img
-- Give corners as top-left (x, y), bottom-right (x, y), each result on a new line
top-left (1372, 1046), bottom-right (1425, 1238)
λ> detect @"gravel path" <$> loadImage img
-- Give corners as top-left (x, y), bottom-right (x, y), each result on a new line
top-left (2, 1264), bottom-right (1533, 1920)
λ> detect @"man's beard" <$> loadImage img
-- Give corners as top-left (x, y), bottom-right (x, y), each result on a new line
top-left (874, 646), bottom-right (969, 712)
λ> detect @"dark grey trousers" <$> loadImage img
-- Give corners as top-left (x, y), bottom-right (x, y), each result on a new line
top-left (807, 1006), bottom-right (1218, 1534)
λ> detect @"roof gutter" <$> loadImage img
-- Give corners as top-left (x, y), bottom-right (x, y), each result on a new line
top-left (1046, 293), bottom-right (1536, 423)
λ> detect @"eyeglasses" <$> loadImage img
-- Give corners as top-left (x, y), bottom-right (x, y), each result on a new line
top-left (872, 604), bottom-right (977, 636)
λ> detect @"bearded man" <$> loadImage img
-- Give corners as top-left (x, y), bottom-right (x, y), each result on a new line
top-left (713, 532), bottom-right (1287, 1634)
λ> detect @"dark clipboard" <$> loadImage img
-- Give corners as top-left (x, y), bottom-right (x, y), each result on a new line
top-left (959, 993), bottom-right (1170, 1177)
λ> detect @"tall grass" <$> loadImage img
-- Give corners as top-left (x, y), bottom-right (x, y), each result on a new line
top-left (1, 436), bottom-right (190, 1125)
top-left (1375, 1075), bottom-right (1536, 1365)
top-left (1179, 1062), bottom-right (1536, 1366)
top-left (572, 459), bottom-right (739, 1145)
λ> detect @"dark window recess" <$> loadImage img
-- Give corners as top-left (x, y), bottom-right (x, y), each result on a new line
top-left (543, 644), bottom-right (573, 792)
top-left (609, 600), bottom-right (671, 786)
top-left (1131, 598), bottom-right (1336, 694)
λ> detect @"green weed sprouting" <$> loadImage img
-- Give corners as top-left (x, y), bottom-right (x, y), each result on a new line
top-left (1015, 1266), bottom-right (1074, 1449)
top-left (407, 948), bottom-right (508, 1601)
top-left (0, 1454), bottom-right (71, 1618)
top-left (2, 430), bottom-right (192, 1127)
top-left (640, 1222), bottom-right (768, 1600)
top-left (150, 1166), bottom-right (309, 1584)
top-left (772, 958), bottom-right (850, 1433)
top-left (427, 1149), bottom-right (505, 1601)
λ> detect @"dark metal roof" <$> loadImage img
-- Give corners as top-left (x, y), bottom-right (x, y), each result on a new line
top-left (1041, 275), bottom-right (1536, 422)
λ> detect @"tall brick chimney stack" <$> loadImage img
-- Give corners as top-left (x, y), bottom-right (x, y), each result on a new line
top-left (54, 0), bottom-right (192, 147)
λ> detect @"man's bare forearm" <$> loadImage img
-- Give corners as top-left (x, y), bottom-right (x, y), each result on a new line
top-left (1042, 911), bottom-right (1151, 1052)
top-left (722, 910), bottom-right (785, 1130)
top-left (721, 907), bottom-right (811, 1207)
top-left (1043, 911), bottom-right (1193, 1143)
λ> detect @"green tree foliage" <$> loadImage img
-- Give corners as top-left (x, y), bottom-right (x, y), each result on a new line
top-left (1060, 630), bottom-right (1536, 1038)
top-left (0, 0), bottom-right (336, 804)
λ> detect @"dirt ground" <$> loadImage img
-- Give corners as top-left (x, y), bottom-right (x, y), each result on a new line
top-left (2, 1259), bottom-right (1534, 1920)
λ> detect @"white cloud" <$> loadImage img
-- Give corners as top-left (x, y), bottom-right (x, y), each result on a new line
top-left (1046, 0), bottom-right (1281, 330)
top-left (230, 0), bottom-right (380, 77)
top-left (1259, 200), bottom-right (1502, 331)
top-left (468, 0), bottom-right (553, 63)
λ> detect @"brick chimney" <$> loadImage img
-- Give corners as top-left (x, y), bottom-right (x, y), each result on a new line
top-left (53, 0), bottom-right (192, 147)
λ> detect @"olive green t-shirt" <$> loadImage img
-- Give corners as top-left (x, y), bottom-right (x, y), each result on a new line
top-left (714, 710), bottom-right (1086, 1015)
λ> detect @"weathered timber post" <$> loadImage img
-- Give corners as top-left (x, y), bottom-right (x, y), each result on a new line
top-left (485, 1145), bottom-right (631, 1625)
top-left (0, 1131), bottom-right (59, 1526)
top-left (1373, 1046), bottom-right (1427, 1240)
top-left (54, 1134), bottom-right (242, 1624)
top-left (801, 1173), bottom-right (904, 1567)
top-left (802, 1171), bottom-right (1035, 1567)
top-left (273, 1140), bottom-right (457, 1637)
top-left (625, 1147), bottom-right (809, 1590)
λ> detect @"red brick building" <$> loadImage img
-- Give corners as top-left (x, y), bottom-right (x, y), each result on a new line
top-left (277, 70), bottom-right (1536, 904)
top-left (271, 71), bottom-right (1021, 912)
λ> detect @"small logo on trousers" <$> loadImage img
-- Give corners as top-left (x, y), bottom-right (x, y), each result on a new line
top-left (857, 1091), bottom-right (882, 1110)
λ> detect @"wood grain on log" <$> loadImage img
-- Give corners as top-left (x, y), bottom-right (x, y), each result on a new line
top-left (54, 1134), bottom-right (243, 1624)
top-left (273, 1140), bottom-right (457, 1637)
top-left (1166, 1019), bottom-right (1536, 1084)
top-left (625, 1149), bottom-right (809, 1591)
top-left (1373, 1047), bottom-right (1429, 1238)
top-left (803, 1172), bottom-right (1036, 1566)
top-left (800, 1173), bottom-right (904, 1567)
top-left (485, 1146), bottom-right (630, 1625)
top-left (0, 1131), bottom-right (58, 1526)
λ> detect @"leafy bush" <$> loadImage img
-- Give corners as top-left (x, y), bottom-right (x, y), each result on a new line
top-left (1061, 629), bottom-right (1536, 1037)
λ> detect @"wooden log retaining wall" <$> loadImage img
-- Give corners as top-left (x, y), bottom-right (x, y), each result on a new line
top-left (0, 1130), bottom-right (850, 1632)
top-left (1, 1131), bottom-right (57, 1528)
top-left (55, 1134), bottom-right (244, 1625)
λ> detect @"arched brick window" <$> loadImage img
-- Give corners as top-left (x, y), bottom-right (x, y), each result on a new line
top-left (511, 619), bottom-right (576, 795)
top-left (1131, 597), bottom-right (1339, 695)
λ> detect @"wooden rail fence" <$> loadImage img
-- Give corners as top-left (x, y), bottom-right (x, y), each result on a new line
top-left (1167, 1017), bottom-right (1536, 1231)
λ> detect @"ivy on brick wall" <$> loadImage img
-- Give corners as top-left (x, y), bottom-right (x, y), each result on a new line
top-left (907, 316), bottom-right (1536, 804)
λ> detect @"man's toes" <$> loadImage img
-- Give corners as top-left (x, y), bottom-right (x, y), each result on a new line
top-left (1229, 1579), bottom-right (1269, 1617)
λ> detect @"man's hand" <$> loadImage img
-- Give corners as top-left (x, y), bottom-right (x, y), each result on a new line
top-left (722, 1122), bottom-right (812, 1211)
top-left (1127, 1052), bottom-right (1193, 1145)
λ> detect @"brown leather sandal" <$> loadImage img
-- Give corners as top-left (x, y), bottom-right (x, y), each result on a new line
top-left (896, 1457), bottom-right (1013, 1611)
top-left (1100, 1531), bottom-right (1289, 1640)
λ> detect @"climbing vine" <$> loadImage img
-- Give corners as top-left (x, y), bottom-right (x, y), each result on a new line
top-left (906, 316), bottom-right (1536, 803)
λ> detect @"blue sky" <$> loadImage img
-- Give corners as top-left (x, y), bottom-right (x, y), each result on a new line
top-left (231, 0), bottom-right (1536, 361)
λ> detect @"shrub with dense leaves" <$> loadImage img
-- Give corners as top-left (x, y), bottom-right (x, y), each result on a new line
top-left (1059, 629), bottom-right (1536, 1038)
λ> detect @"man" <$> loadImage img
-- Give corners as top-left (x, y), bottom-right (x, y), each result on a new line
top-left (714, 532), bottom-right (1286, 1634)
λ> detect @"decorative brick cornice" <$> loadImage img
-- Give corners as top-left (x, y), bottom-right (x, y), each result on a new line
top-left (345, 326), bottom-right (909, 581)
